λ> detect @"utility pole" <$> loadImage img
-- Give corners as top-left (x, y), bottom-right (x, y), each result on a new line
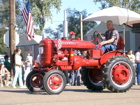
top-left (9, 0), bottom-right (16, 79)
top-left (80, 14), bottom-right (83, 40)
top-left (63, 10), bottom-right (68, 38)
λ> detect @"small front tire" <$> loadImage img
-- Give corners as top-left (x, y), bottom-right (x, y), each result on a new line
top-left (26, 70), bottom-right (44, 92)
top-left (43, 70), bottom-right (66, 95)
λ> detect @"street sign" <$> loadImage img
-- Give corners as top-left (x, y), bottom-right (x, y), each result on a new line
top-left (3, 30), bottom-right (19, 47)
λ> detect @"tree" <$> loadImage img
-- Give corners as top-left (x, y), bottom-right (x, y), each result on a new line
top-left (45, 8), bottom-right (97, 39)
top-left (44, 27), bottom-right (59, 39)
top-left (0, 0), bottom-right (62, 35)
top-left (0, 0), bottom-right (62, 54)
top-left (0, 28), bottom-right (8, 54)
top-left (0, 0), bottom-right (9, 28)
top-left (30, 0), bottom-right (62, 35)
top-left (93, 0), bottom-right (140, 13)
top-left (67, 8), bottom-right (97, 38)
top-left (0, 0), bottom-right (9, 54)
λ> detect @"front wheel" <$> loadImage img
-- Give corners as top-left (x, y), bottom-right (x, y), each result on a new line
top-left (26, 70), bottom-right (45, 92)
top-left (43, 70), bottom-right (66, 95)
top-left (103, 55), bottom-right (135, 92)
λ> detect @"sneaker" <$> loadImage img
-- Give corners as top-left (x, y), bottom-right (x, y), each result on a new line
top-left (12, 85), bottom-right (16, 88)
top-left (19, 86), bottom-right (27, 89)
top-left (135, 83), bottom-right (138, 85)
top-left (0, 83), bottom-right (3, 87)
top-left (5, 84), bottom-right (9, 87)
top-left (66, 83), bottom-right (70, 86)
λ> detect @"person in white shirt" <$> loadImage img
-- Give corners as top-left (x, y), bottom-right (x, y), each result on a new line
top-left (12, 48), bottom-right (25, 88)
top-left (26, 53), bottom-right (33, 66)
top-left (135, 47), bottom-right (140, 85)
top-left (36, 54), bottom-right (41, 67)
top-left (127, 50), bottom-right (135, 63)
top-left (127, 49), bottom-right (137, 85)
top-left (23, 61), bottom-right (31, 86)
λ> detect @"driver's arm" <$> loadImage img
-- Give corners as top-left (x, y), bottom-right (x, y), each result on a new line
top-left (99, 34), bottom-right (105, 40)
top-left (97, 32), bottom-right (105, 40)
top-left (100, 37), bottom-right (115, 45)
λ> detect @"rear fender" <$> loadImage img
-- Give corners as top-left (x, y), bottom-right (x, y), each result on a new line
top-left (99, 50), bottom-right (123, 65)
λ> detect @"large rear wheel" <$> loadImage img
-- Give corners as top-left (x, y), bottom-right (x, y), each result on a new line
top-left (103, 55), bottom-right (135, 92)
top-left (81, 67), bottom-right (104, 91)
top-left (26, 70), bottom-right (44, 92)
top-left (43, 70), bottom-right (66, 95)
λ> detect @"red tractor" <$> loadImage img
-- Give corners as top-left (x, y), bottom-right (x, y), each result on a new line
top-left (26, 32), bottom-right (135, 95)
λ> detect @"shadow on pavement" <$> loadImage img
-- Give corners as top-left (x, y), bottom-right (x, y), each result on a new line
top-left (64, 88), bottom-right (112, 93)
top-left (130, 88), bottom-right (140, 90)
top-left (0, 89), bottom-right (48, 95)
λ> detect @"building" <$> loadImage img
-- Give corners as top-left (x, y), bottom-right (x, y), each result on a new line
top-left (84, 22), bottom-right (140, 53)
top-left (17, 34), bottom-right (42, 61)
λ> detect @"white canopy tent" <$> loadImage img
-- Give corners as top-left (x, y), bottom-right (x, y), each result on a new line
top-left (83, 6), bottom-right (140, 52)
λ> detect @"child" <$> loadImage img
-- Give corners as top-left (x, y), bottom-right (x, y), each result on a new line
top-left (0, 63), bottom-right (10, 87)
top-left (4, 55), bottom-right (11, 73)
top-left (23, 61), bottom-right (31, 86)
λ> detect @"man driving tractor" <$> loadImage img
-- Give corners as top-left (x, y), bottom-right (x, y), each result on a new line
top-left (97, 20), bottom-right (119, 53)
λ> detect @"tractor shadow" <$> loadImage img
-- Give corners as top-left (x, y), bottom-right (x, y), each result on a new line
top-left (130, 87), bottom-right (140, 91)
top-left (0, 88), bottom-right (48, 95)
top-left (64, 87), bottom-right (112, 93)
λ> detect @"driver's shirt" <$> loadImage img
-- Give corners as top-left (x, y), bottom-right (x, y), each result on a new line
top-left (104, 29), bottom-right (119, 46)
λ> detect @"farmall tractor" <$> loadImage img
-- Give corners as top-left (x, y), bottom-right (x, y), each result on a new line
top-left (26, 31), bottom-right (135, 95)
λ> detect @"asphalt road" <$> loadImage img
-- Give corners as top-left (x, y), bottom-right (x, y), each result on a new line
top-left (0, 85), bottom-right (140, 105)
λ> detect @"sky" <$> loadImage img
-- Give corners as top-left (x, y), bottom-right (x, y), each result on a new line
top-left (45, 0), bottom-right (100, 30)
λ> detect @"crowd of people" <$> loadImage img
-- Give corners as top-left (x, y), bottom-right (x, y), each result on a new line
top-left (0, 48), bottom-right (33, 88)
top-left (0, 47), bottom-right (83, 88)
top-left (127, 47), bottom-right (140, 85)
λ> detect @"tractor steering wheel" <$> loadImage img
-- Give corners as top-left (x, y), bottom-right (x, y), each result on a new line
top-left (93, 31), bottom-right (100, 39)
top-left (91, 31), bottom-right (102, 44)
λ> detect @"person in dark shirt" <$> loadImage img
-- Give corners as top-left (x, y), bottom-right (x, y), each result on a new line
top-left (97, 20), bottom-right (119, 53)
top-left (4, 55), bottom-right (11, 73)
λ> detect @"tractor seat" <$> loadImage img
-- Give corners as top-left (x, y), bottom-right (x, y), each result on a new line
top-left (116, 36), bottom-right (125, 50)
top-left (104, 36), bottom-right (124, 53)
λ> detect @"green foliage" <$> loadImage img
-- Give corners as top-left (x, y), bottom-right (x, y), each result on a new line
top-left (66, 8), bottom-right (97, 38)
top-left (30, 0), bottom-right (62, 35)
top-left (0, 0), bottom-right (62, 53)
top-left (45, 9), bottom-right (97, 39)
top-left (0, 28), bottom-right (7, 54)
top-left (45, 27), bottom-right (61, 39)
top-left (0, 0), bottom-right (9, 28)
top-left (0, 0), bottom-right (62, 35)
top-left (0, 0), bottom-right (9, 54)
top-left (93, 0), bottom-right (140, 13)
